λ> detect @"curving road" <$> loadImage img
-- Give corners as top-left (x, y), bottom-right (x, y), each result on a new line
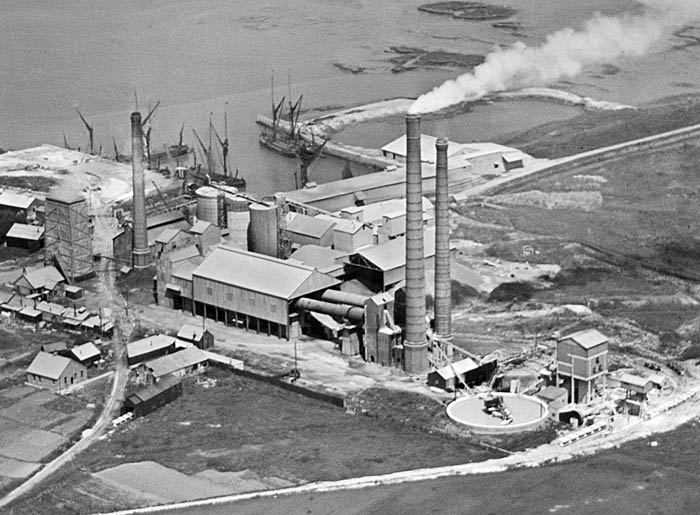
top-left (0, 196), bottom-right (133, 510)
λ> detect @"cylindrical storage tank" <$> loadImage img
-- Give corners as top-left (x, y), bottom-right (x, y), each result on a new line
top-left (227, 198), bottom-right (250, 250)
top-left (196, 186), bottom-right (221, 225)
top-left (248, 202), bottom-right (278, 257)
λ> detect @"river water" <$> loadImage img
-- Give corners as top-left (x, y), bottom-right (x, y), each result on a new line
top-left (3, 0), bottom-right (700, 195)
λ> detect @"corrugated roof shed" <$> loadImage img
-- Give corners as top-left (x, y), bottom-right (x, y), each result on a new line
top-left (286, 213), bottom-right (336, 238)
top-left (355, 226), bottom-right (443, 271)
top-left (171, 259), bottom-right (203, 281)
top-left (127, 334), bottom-right (176, 360)
top-left (155, 228), bottom-right (181, 244)
top-left (148, 211), bottom-right (186, 229)
top-left (560, 329), bottom-right (608, 350)
top-left (433, 357), bottom-right (478, 380)
top-left (177, 323), bottom-right (205, 342)
top-left (6, 223), bottom-right (43, 241)
top-left (536, 386), bottom-right (568, 402)
top-left (189, 220), bottom-right (213, 235)
top-left (193, 246), bottom-right (340, 300)
top-left (289, 245), bottom-right (346, 274)
top-left (167, 245), bottom-right (201, 264)
top-left (71, 342), bottom-right (101, 362)
top-left (381, 134), bottom-right (467, 163)
top-left (128, 375), bottom-right (182, 403)
top-left (27, 351), bottom-right (74, 379)
top-left (0, 191), bottom-right (37, 210)
top-left (42, 341), bottom-right (68, 354)
top-left (144, 346), bottom-right (208, 378)
top-left (35, 301), bottom-right (66, 316)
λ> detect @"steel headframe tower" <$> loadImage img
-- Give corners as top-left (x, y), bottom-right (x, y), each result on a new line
top-left (403, 113), bottom-right (429, 374)
top-left (434, 137), bottom-right (453, 360)
top-left (131, 111), bottom-right (150, 269)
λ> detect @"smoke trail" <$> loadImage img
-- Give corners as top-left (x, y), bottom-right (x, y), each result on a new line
top-left (410, 1), bottom-right (700, 114)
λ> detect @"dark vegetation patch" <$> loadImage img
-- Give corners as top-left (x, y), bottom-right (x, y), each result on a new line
top-left (388, 46), bottom-right (484, 73)
top-left (502, 95), bottom-right (700, 158)
top-left (115, 266), bottom-right (155, 306)
top-left (0, 176), bottom-right (57, 192)
top-left (419, 2), bottom-right (516, 20)
top-left (488, 281), bottom-right (534, 302)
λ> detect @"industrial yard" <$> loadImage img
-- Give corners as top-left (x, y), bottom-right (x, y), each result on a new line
top-left (3, 0), bottom-right (700, 511)
top-left (0, 88), bottom-right (698, 514)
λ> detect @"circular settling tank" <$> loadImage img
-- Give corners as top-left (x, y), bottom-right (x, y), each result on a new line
top-left (447, 393), bottom-right (548, 435)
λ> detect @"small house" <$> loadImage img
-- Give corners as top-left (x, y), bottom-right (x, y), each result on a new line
top-left (176, 323), bottom-right (214, 349)
top-left (4, 223), bottom-right (44, 251)
top-left (26, 351), bottom-right (87, 392)
top-left (427, 357), bottom-right (479, 391)
top-left (41, 341), bottom-right (70, 356)
top-left (0, 191), bottom-right (40, 222)
top-left (35, 301), bottom-right (66, 323)
top-left (13, 266), bottom-right (65, 300)
top-left (535, 386), bottom-right (568, 418)
top-left (70, 341), bottom-right (101, 367)
top-left (64, 285), bottom-right (84, 300)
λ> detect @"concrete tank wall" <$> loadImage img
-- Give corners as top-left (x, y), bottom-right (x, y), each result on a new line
top-left (248, 202), bottom-right (278, 257)
top-left (196, 186), bottom-right (221, 225)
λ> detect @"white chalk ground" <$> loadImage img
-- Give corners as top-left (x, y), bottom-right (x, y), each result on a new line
top-left (493, 88), bottom-right (635, 111)
top-left (0, 145), bottom-right (171, 204)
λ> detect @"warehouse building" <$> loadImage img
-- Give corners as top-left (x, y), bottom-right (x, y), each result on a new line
top-left (289, 245), bottom-right (347, 278)
top-left (138, 346), bottom-right (209, 384)
top-left (163, 245), bottom-right (340, 339)
top-left (285, 212), bottom-right (336, 248)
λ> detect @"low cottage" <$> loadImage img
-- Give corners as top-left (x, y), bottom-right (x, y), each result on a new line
top-left (26, 351), bottom-right (87, 392)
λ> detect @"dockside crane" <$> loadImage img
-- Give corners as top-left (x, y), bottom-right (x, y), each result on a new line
top-left (76, 109), bottom-right (94, 155)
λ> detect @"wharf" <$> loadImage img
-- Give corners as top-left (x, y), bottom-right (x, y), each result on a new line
top-left (256, 115), bottom-right (397, 170)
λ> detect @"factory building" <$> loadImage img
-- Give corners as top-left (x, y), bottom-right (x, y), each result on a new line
top-left (189, 220), bottom-right (221, 255)
top-left (186, 246), bottom-right (341, 339)
top-left (156, 245), bottom-right (203, 308)
top-left (380, 135), bottom-right (527, 174)
top-left (289, 245), bottom-right (347, 278)
top-left (4, 223), bottom-right (44, 251)
top-left (112, 211), bottom-right (191, 267)
top-left (315, 215), bottom-right (373, 253)
top-left (285, 212), bottom-right (336, 248)
top-left (345, 227), bottom-right (452, 292)
top-left (154, 228), bottom-right (193, 257)
top-left (556, 329), bottom-right (609, 404)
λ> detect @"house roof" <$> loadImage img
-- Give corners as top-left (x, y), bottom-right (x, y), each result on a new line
top-left (127, 334), bottom-right (176, 359)
top-left (189, 220), bottom-right (213, 235)
top-left (0, 191), bottom-right (37, 210)
top-left (286, 213), bottom-right (336, 239)
top-left (193, 245), bottom-right (340, 300)
top-left (27, 351), bottom-right (78, 379)
top-left (619, 373), bottom-right (652, 389)
top-left (19, 306), bottom-right (41, 317)
top-left (41, 341), bottom-right (68, 353)
top-left (35, 301), bottom-right (66, 316)
top-left (6, 223), bottom-right (43, 241)
top-left (144, 347), bottom-right (208, 378)
top-left (355, 226), bottom-right (442, 271)
top-left (432, 357), bottom-right (478, 380)
top-left (148, 211), bottom-right (186, 229)
top-left (71, 342), bottom-right (101, 362)
top-left (559, 328), bottom-right (608, 350)
top-left (176, 323), bottom-right (207, 342)
top-left (536, 386), bottom-right (568, 402)
top-left (127, 375), bottom-right (182, 404)
top-left (171, 259), bottom-right (203, 281)
top-left (289, 245), bottom-right (346, 271)
top-left (167, 245), bottom-right (201, 264)
top-left (154, 228), bottom-right (182, 245)
top-left (147, 221), bottom-right (191, 246)
top-left (17, 266), bottom-right (64, 290)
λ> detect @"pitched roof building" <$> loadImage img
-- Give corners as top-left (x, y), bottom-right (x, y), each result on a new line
top-left (26, 351), bottom-right (87, 392)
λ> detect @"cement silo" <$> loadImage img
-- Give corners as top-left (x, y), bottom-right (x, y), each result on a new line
top-left (226, 197), bottom-right (250, 250)
top-left (248, 201), bottom-right (278, 257)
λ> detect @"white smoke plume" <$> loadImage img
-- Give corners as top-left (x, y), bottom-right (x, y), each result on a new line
top-left (410, 1), bottom-right (700, 114)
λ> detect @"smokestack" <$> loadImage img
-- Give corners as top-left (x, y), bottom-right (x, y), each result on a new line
top-left (434, 137), bottom-right (453, 358)
top-left (131, 111), bottom-right (150, 269)
top-left (403, 113), bottom-right (428, 375)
